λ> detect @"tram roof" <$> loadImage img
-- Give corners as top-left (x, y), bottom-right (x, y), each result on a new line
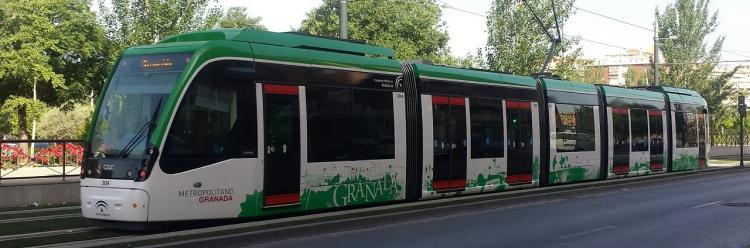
top-left (411, 63), bottom-right (538, 88)
top-left (158, 28), bottom-right (396, 58)
top-left (542, 78), bottom-right (598, 94)
top-left (632, 86), bottom-right (707, 106)
top-left (598, 85), bottom-right (665, 102)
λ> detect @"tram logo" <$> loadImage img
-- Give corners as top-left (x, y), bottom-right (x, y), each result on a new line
top-left (95, 201), bottom-right (111, 217)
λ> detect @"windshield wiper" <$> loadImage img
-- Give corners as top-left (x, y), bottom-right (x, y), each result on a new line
top-left (116, 97), bottom-right (164, 159)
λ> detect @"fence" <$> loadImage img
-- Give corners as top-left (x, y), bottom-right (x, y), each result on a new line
top-left (0, 139), bottom-right (86, 182)
top-left (710, 134), bottom-right (750, 147)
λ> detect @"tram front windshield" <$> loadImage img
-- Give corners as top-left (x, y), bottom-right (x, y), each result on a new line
top-left (91, 53), bottom-right (192, 159)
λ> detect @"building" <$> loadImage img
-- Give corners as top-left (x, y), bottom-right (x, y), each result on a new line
top-left (714, 64), bottom-right (750, 92)
top-left (591, 49), bottom-right (654, 86)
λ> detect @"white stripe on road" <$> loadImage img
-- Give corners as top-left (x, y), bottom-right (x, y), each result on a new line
top-left (559, 226), bottom-right (616, 240)
top-left (691, 201), bottom-right (723, 209)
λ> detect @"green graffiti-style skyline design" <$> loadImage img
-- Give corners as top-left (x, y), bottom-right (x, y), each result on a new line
top-left (549, 155), bottom-right (593, 184)
top-left (238, 173), bottom-right (403, 218)
top-left (673, 154), bottom-right (699, 171)
top-left (467, 173), bottom-right (506, 193)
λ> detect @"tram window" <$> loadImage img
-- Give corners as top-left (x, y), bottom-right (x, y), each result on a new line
top-left (612, 108), bottom-right (630, 155)
top-left (648, 110), bottom-right (664, 155)
top-left (306, 87), bottom-right (395, 162)
top-left (161, 60), bottom-right (257, 174)
top-left (631, 109), bottom-right (648, 152)
top-left (685, 112), bottom-right (699, 147)
top-left (470, 98), bottom-right (504, 158)
top-left (555, 104), bottom-right (595, 152)
top-left (675, 112), bottom-right (688, 148)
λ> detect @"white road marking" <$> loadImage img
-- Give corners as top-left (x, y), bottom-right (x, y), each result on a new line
top-left (0, 206), bottom-right (80, 216)
top-left (559, 226), bottom-right (616, 240)
top-left (0, 213), bottom-right (82, 224)
top-left (0, 227), bottom-right (99, 242)
top-left (691, 201), bottom-right (723, 209)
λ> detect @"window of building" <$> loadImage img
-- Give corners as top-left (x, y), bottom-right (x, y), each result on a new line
top-left (161, 60), bottom-right (257, 174)
top-left (631, 109), bottom-right (649, 151)
top-left (470, 98), bottom-right (504, 158)
top-left (555, 104), bottom-right (596, 152)
top-left (306, 87), bottom-right (395, 162)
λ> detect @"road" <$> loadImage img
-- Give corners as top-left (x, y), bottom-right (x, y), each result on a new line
top-left (0, 166), bottom-right (747, 247)
top-left (244, 169), bottom-right (750, 248)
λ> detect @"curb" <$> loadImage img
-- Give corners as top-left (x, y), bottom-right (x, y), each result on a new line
top-left (50, 165), bottom-right (744, 248)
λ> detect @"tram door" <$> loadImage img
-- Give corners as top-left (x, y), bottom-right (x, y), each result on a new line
top-left (648, 110), bottom-right (665, 171)
top-left (612, 108), bottom-right (630, 174)
top-left (432, 96), bottom-right (467, 191)
top-left (263, 84), bottom-right (301, 207)
top-left (698, 113), bottom-right (707, 168)
top-left (506, 101), bottom-right (533, 185)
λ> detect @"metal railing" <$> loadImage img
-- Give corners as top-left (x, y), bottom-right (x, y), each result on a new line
top-left (0, 139), bottom-right (86, 182)
top-left (710, 134), bottom-right (750, 147)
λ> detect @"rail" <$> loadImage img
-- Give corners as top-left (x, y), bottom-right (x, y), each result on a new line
top-left (0, 139), bottom-right (86, 182)
top-left (710, 134), bottom-right (750, 147)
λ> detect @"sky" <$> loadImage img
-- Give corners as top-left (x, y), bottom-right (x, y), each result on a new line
top-left (214, 0), bottom-right (750, 62)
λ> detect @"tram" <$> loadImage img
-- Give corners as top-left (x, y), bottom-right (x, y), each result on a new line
top-left (81, 29), bottom-right (709, 224)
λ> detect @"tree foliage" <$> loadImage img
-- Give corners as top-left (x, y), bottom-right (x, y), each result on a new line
top-left (485, 0), bottom-right (581, 78)
top-left (37, 104), bottom-right (92, 139)
top-left (0, 97), bottom-right (47, 139)
top-left (299, 0), bottom-right (452, 62)
top-left (657, 0), bottom-right (736, 131)
top-left (218, 6), bottom-right (266, 30)
top-left (0, 0), bottom-right (110, 106)
top-left (97, 0), bottom-right (223, 48)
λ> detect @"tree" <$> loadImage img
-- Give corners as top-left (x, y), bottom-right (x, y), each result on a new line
top-left (624, 66), bottom-right (650, 86)
top-left (299, 0), bottom-right (452, 63)
top-left (97, 0), bottom-right (223, 48)
top-left (0, 0), bottom-right (109, 139)
top-left (218, 7), bottom-right (266, 30)
top-left (657, 0), bottom-right (736, 131)
top-left (484, 0), bottom-right (581, 78)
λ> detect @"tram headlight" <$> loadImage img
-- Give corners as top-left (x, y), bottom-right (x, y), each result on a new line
top-left (135, 143), bottom-right (159, 182)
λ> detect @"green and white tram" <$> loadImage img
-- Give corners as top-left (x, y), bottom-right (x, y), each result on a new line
top-left (81, 29), bottom-right (709, 226)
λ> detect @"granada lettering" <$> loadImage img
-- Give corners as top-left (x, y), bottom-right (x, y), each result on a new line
top-left (332, 179), bottom-right (398, 207)
top-left (178, 187), bottom-right (234, 204)
top-left (198, 195), bottom-right (233, 203)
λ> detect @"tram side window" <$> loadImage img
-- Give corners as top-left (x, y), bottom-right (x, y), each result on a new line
top-left (612, 108), bottom-right (630, 155)
top-left (161, 60), bottom-right (257, 174)
top-left (675, 112), bottom-right (688, 148)
top-left (555, 104), bottom-right (596, 152)
top-left (685, 112), bottom-right (699, 147)
top-left (307, 87), bottom-right (395, 162)
top-left (470, 98), bottom-right (504, 158)
top-left (648, 110), bottom-right (664, 154)
top-left (631, 109), bottom-right (648, 152)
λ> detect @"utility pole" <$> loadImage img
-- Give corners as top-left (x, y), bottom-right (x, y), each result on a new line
top-left (740, 94), bottom-right (746, 167)
top-left (653, 12), bottom-right (660, 86)
top-left (339, 0), bottom-right (348, 39)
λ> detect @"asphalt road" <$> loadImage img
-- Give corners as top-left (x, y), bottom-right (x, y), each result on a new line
top-left (245, 169), bottom-right (750, 248)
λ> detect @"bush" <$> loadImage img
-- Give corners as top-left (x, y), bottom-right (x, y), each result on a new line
top-left (37, 104), bottom-right (92, 140)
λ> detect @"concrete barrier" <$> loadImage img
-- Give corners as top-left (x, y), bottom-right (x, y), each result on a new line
top-left (710, 146), bottom-right (750, 158)
top-left (0, 178), bottom-right (79, 208)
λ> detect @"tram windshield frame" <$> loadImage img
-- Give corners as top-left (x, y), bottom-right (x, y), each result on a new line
top-left (90, 52), bottom-right (192, 159)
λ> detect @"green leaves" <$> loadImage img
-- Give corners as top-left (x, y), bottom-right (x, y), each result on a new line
top-left (97, 0), bottom-right (223, 48)
top-left (657, 0), bottom-right (735, 131)
top-left (0, 0), bottom-right (109, 106)
top-left (0, 96), bottom-right (47, 138)
top-left (484, 0), bottom-right (580, 78)
top-left (300, 0), bottom-right (450, 62)
top-left (218, 7), bottom-right (266, 30)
